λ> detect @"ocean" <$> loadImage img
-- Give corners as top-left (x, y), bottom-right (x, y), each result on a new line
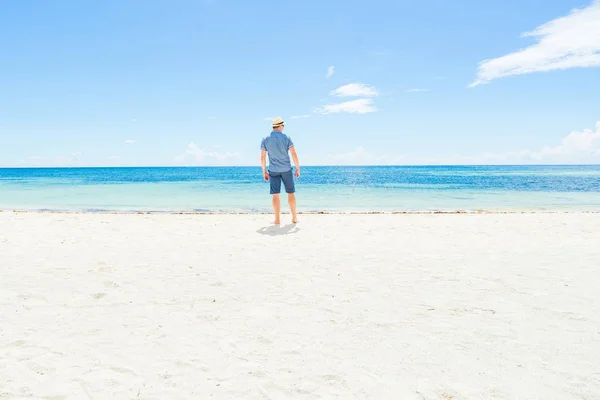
top-left (0, 165), bottom-right (599, 213)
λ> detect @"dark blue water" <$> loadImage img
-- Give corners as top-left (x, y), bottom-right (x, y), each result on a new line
top-left (1, 165), bottom-right (600, 190)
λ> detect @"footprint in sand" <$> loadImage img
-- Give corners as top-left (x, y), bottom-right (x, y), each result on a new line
top-left (27, 361), bottom-right (55, 376)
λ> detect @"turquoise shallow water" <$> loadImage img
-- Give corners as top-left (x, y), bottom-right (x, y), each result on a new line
top-left (0, 166), bottom-right (599, 212)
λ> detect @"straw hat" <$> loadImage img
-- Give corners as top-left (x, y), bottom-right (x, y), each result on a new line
top-left (272, 117), bottom-right (284, 127)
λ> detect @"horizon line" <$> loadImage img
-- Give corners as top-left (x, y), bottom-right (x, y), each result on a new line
top-left (1, 164), bottom-right (600, 169)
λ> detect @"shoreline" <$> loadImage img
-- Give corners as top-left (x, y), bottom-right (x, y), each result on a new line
top-left (2, 208), bottom-right (600, 215)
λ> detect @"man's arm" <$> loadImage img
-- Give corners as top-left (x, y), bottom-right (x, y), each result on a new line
top-left (290, 146), bottom-right (300, 177)
top-left (260, 149), bottom-right (269, 180)
top-left (261, 149), bottom-right (267, 172)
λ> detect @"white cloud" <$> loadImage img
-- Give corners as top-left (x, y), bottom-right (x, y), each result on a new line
top-left (405, 88), bottom-right (430, 92)
top-left (326, 65), bottom-right (335, 78)
top-left (174, 142), bottom-right (241, 165)
top-left (124, 139), bottom-right (136, 144)
top-left (315, 99), bottom-right (377, 115)
top-left (527, 120), bottom-right (600, 162)
top-left (319, 121), bottom-right (600, 165)
top-left (441, 122), bottom-right (600, 164)
top-left (313, 82), bottom-right (381, 116)
top-left (330, 83), bottom-right (379, 97)
top-left (470, 0), bottom-right (600, 87)
top-left (291, 114), bottom-right (310, 119)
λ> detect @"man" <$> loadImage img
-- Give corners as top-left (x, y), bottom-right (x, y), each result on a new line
top-left (260, 117), bottom-right (300, 225)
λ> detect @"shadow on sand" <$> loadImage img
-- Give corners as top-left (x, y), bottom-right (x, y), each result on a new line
top-left (256, 223), bottom-right (300, 236)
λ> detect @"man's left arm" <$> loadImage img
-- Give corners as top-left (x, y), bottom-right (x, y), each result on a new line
top-left (260, 149), bottom-right (269, 180)
top-left (289, 146), bottom-right (300, 178)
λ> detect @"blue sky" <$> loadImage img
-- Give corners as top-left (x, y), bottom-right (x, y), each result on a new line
top-left (1, 0), bottom-right (599, 167)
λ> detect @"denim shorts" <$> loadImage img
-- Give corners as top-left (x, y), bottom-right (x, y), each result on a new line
top-left (269, 169), bottom-right (295, 194)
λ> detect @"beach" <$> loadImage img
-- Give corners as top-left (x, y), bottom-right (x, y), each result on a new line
top-left (1, 211), bottom-right (599, 399)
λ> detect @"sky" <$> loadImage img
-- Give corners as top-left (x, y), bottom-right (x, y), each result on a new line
top-left (1, 0), bottom-right (599, 167)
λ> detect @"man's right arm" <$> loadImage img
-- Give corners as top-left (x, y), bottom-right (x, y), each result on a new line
top-left (260, 139), bottom-right (269, 180)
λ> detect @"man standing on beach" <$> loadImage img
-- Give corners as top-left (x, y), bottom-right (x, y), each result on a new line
top-left (260, 117), bottom-right (300, 225)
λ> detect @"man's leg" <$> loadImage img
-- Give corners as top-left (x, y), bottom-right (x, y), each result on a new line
top-left (288, 193), bottom-right (297, 223)
top-left (281, 170), bottom-right (297, 223)
top-left (272, 194), bottom-right (281, 224)
top-left (269, 171), bottom-right (282, 224)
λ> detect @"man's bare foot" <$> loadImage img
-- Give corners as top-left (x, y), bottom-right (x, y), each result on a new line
top-left (292, 218), bottom-right (298, 224)
top-left (273, 220), bottom-right (280, 225)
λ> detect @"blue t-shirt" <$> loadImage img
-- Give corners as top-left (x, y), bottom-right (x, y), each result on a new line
top-left (260, 131), bottom-right (294, 173)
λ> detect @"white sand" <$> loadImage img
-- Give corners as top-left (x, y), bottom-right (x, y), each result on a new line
top-left (1, 211), bottom-right (599, 399)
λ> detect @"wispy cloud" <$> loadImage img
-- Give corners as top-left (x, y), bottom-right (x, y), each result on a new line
top-left (470, 0), bottom-right (600, 87)
top-left (315, 99), bottom-right (377, 114)
top-left (291, 114), bottom-right (310, 119)
top-left (523, 120), bottom-right (600, 162)
top-left (330, 83), bottom-right (379, 97)
top-left (315, 82), bottom-right (381, 114)
top-left (435, 121), bottom-right (600, 164)
top-left (17, 152), bottom-right (85, 167)
top-left (174, 142), bottom-right (241, 165)
top-left (124, 139), bottom-right (136, 144)
top-left (320, 121), bottom-right (600, 165)
top-left (25, 156), bottom-right (44, 163)
top-left (326, 65), bottom-right (335, 78)
top-left (405, 88), bottom-right (430, 92)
